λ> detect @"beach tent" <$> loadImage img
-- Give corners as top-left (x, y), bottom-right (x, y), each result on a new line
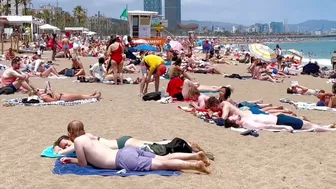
top-left (248, 44), bottom-right (276, 62)
top-left (39, 24), bottom-right (60, 31)
top-left (0, 16), bottom-right (44, 40)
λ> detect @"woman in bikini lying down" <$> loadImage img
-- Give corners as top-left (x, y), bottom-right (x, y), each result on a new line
top-left (33, 81), bottom-right (101, 102)
top-left (52, 120), bottom-right (211, 158)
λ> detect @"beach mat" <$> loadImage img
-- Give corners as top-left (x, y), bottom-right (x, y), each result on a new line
top-left (3, 98), bottom-right (99, 107)
top-left (201, 91), bottom-right (219, 95)
top-left (41, 146), bottom-right (76, 158)
top-left (53, 160), bottom-right (182, 177)
top-left (230, 127), bottom-right (315, 133)
top-left (279, 98), bottom-right (336, 112)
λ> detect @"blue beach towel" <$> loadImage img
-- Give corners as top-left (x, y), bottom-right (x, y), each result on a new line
top-left (53, 160), bottom-right (181, 177)
top-left (41, 146), bottom-right (76, 158)
top-left (201, 91), bottom-right (219, 95)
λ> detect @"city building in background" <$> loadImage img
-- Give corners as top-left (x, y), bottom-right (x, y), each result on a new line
top-left (0, 0), bottom-right (24, 15)
top-left (164, 0), bottom-right (181, 29)
top-left (144, 0), bottom-right (162, 15)
top-left (36, 4), bottom-right (62, 16)
top-left (86, 12), bottom-right (113, 35)
top-left (269, 22), bottom-right (284, 34)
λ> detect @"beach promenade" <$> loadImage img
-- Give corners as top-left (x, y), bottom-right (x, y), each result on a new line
top-left (0, 50), bottom-right (335, 189)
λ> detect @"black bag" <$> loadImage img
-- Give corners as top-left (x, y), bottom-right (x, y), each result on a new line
top-left (142, 92), bottom-right (161, 101)
top-left (164, 137), bottom-right (193, 154)
top-left (0, 87), bottom-right (15, 95)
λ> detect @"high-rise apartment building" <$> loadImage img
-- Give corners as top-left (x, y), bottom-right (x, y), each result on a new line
top-left (164, 0), bottom-right (181, 29)
top-left (144, 0), bottom-right (162, 15)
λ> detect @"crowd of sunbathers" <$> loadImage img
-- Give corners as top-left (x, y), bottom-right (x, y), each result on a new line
top-left (1, 33), bottom-right (336, 175)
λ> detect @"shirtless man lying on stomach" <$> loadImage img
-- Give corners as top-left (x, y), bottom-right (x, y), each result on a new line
top-left (206, 97), bottom-right (336, 132)
top-left (60, 121), bottom-right (211, 174)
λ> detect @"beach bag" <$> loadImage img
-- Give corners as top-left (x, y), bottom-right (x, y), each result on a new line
top-left (22, 96), bottom-right (41, 104)
top-left (142, 92), bottom-right (161, 101)
top-left (0, 87), bottom-right (15, 95)
top-left (164, 138), bottom-right (192, 154)
top-left (64, 68), bottom-right (75, 77)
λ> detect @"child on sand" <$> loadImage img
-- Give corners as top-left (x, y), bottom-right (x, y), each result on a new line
top-left (60, 120), bottom-right (211, 174)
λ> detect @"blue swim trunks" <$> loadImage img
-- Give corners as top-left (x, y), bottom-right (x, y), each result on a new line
top-left (276, 114), bottom-right (303, 130)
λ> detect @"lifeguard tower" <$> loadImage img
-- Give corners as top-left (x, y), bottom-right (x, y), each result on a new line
top-left (127, 10), bottom-right (165, 46)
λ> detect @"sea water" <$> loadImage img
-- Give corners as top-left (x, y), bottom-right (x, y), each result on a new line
top-left (267, 37), bottom-right (336, 68)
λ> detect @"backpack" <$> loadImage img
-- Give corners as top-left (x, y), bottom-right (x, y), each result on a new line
top-left (0, 87), bottom-right (15, 95)
top-left (142, 92), bottom-right (161, 101)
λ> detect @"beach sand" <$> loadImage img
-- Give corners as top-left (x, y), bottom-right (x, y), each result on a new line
top-left (1, 49), bottom-right (336, 189)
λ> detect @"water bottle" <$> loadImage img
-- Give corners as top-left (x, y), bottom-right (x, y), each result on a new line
top-left (161, 87), bottom-right (166, 98)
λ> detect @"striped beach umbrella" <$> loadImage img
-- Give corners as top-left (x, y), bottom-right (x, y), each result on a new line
top-left (248, 44), bottom-right (276, 62)
top-left (287, 49), bottom-right (303, 57)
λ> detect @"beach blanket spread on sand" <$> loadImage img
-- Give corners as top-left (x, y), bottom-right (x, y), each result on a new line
top-left (53, 160), bottom-right (181, 177)
top-left (4, 98), bottom-right (99, 107)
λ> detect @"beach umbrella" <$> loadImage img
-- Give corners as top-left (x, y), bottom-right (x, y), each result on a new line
top-left (248, 44), bottom-right (276, 62)
top-left (133, 39), bottom-right (148, 44)
top-left (287, 49), bottom-right (303, 57)
top-left (170, 40), bottom-right (184, 51)
top-left (135, 44), bottom-right (158, 52)
top-left (39, 24), bottom-right (60, 31)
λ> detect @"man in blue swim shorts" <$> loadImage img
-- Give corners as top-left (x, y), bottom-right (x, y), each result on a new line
top-left (60, 134), bottom-right (211, 174)
top-left (207, 100), bottom-right (336, 132)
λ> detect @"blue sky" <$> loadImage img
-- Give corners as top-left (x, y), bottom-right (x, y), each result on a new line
top-left (31, 0), bottom-right (336, 25)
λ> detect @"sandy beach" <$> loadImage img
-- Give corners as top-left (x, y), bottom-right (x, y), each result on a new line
top-left (1, 49), bottom-right (336, 189)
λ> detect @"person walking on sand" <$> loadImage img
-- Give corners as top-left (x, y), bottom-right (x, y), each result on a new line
top-left (331, 50), bottom-right (336, 71)
top-left (60, 121), bottom-right (211, 174)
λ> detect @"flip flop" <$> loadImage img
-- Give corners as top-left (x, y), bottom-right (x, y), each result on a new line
top-left (240, 130), bottom-right (259, 137)
top-left (279, 98), bottom-right (290, 103)
top-left (205, 152), bottom-right (215, 161)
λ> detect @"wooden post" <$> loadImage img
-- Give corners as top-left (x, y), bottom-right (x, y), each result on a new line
top-left (10, 35), bottom-right (13, 49)
top-left (1, 33), bottom-right (3, 55)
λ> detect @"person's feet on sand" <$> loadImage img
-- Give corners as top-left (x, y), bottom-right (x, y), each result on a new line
top-left (255, 99), bottom-right (263, 104)
top-left (94, 91), bottom-right (101, 99)
top-left (194, 161), bottom-right (211, 174)
top-left (190, 142), bottom-right (204, 152)
top-left (90, 90), bottom-right (98, 96)
top-left (198, 151), bottom-right (210, 166)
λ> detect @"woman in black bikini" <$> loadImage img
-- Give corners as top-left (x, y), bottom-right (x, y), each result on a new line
top-left (34, 81), bottom-right (101, 102)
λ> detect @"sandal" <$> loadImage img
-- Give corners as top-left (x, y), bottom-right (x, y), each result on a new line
top-left (205, 152), bottom-right (215, 161)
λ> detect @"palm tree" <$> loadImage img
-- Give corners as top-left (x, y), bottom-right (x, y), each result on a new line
top-left (42, 10), bottom-right (51, 24)
top-left (19, 0), bottom-right (31, 15)
top-left (14, 0), bottom-right (19, 15)
top-left (3, 0), bottom-right (10, 15)
top-left (73, 6), bottom-right (87, 26)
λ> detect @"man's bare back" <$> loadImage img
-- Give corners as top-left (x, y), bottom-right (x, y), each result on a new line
top-left (221, 101), bottom-right (250, 119)
top-left (75, 135), bottom-right (118, 169)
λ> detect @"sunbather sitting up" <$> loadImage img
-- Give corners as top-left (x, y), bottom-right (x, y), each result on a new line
top-left (60, 120), bottom-right (211, 174)
top-left (1, 57), bottom-right (35, 94)
top-left (206, 97), bottom-right (336, 132)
